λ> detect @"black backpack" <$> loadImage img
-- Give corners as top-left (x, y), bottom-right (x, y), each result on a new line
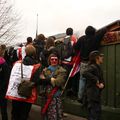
top-left (55, 36), bottom-right (74, 60)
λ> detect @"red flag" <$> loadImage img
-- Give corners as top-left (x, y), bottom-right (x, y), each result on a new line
top-left (70, 51), bottom-right (81, 77)
top-left (61, 51), bottom-right (80, 96)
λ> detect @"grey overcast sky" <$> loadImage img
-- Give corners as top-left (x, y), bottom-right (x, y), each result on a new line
top-left (13, 0), bottom-right (120, 41)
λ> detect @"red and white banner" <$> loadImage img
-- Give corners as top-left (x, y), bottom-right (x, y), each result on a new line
top-left (70, 51), bottom-right (81, 77)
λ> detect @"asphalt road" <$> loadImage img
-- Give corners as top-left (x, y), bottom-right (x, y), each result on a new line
top-left (2, 101), bottom-right (87, 120)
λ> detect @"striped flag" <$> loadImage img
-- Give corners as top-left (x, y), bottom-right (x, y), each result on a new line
top-left (61, 51), bottom-right (80, 96)
top-left (70, 51), bottom-right (81, 77)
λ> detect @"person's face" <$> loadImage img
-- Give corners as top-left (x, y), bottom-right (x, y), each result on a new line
top-left (96, 55), bottom-right (104, 64)
top-left (50, 56), bottom-right (58, 66)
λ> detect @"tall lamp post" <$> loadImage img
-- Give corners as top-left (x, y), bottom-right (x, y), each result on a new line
top-left (36, 14), bottom-right (38, 38)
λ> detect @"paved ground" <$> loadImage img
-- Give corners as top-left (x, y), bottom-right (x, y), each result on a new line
top-left (29, 104), bottom-right (87, 120)
top-left (4, 101), bottom-right (87, 120)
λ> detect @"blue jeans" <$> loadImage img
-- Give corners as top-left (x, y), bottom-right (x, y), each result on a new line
top-left (78, 75), bottom-right (86, 99)
top-left (78, 62), bottom-right (88, 99)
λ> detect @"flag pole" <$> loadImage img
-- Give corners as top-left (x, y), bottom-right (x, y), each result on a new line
top-left (36, 14), bottom-right (38, 38)
top-left (60, 63), bottom-right (76, 96)
top-left (61, 51), bottom-right (80, 96)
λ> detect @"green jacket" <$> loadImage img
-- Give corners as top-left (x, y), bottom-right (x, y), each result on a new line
top-left (44, 65), bottom-right (67, 88)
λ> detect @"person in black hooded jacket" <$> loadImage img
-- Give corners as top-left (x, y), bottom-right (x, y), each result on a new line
top-left (74, 26), bottom-right (107, 61)
top-left (74, 26), bottom-right (107, 102)
top-left (0, 44), bottom-right (10, 120)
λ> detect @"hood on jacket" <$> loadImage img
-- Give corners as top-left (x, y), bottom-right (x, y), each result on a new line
top-left (85, 26), bottom-right (96, 36)
top-left (0, 57), bottom-right (5, 65)
top-left (35, 39), bottom-right (45, 46)
top-left (23, 56), bottom-right (37, 65)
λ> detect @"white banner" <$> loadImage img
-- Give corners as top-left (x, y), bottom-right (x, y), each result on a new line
top-left (6, 62), bottom-right (33, 99)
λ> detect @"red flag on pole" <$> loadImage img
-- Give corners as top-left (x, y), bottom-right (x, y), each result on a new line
top-left (61, 51), bottom-right (80, 96)
top-left (70, 51), bottom-right (81, 77)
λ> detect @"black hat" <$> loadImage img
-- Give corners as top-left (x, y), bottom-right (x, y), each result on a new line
top-left (89, 50), bottom-right (104, 58)
top-left (27, 37), bottom-right (32, 42)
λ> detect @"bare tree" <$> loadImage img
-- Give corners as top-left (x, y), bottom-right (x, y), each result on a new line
top-left (0, 0), bottom-right (21, 45)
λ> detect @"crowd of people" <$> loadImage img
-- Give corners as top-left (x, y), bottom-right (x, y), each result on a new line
top-left (0, 26), bottom-right (107, 120)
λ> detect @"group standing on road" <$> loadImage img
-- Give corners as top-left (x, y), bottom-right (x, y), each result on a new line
top-left (0, 26), bottom-right (108, 120)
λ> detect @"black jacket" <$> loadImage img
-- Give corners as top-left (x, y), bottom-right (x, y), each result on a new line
top-left (0, 57), bottom-right (10, 98)
top-left (23, 55), bottom-right (43, 86)
top-left (23, 55), bottom-right (37, 65)
top-left (40, 46), bottom-right (58, 67)
top-left (33, 40), bottom-right (45, 62)
top-left (83, 63), bottom-right (104, 102)
top-left (74, 27), bottom-right (107, 61)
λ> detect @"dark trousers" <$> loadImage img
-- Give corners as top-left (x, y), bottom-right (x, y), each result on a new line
top-left (12, 100), bottom-right (32, 120)
top-left (67, 72), bottom-right (79, 95)
top-left (62, 63), bottom-right (79, 97)
top-left (87, 101), bottom-right (101, 120)
top-left (0, 98), bottom-right (8, 120)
